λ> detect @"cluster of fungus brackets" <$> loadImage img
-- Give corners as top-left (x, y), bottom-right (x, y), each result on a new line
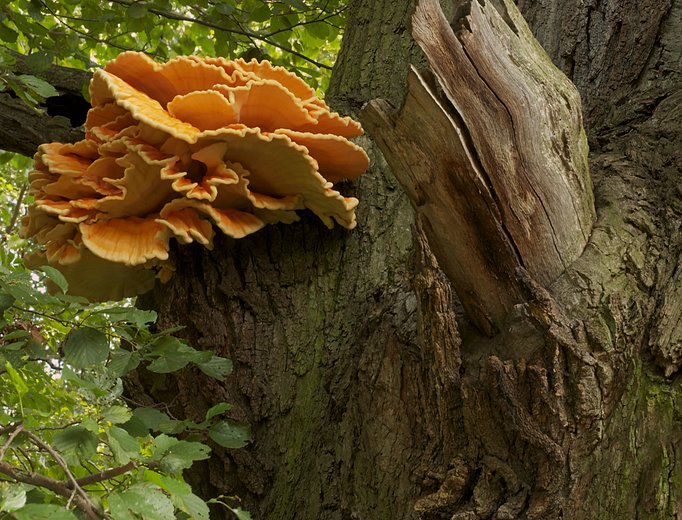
top-left (21, 52), bottom-right (369, 301)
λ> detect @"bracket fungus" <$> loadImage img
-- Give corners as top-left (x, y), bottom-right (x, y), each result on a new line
top-left (21, 52), bottom-right (369, 301)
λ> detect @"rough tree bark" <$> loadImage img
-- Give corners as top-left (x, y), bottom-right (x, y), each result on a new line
top-left (0, 52), bottom-right (88, 156)
top-left (2, 0), bottom-right (681, 518)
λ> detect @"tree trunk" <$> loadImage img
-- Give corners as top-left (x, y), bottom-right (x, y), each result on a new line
top-left (0, 52), bottom-right (88, 156)
top-left (137, 0), bottom-right (682, 517)
top-left (4, 0), bottom-right (681, 517)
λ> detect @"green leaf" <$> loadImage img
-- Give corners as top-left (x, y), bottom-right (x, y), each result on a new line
top-left (2, 283), bottom-right (38, 305)
top-left (23, 51), bottom-right (53, 73)
top-left (108, 349), bottom-right (140, 377)
top-left (132, 407), bottom-right (170, 431)
top-left (61, 365), bottom-right (106, 393)
top-left (158, 418), bottom-right (190, 435)
top-left (197, 355), bottom-right (233, 380)
top-left (177, 492), bottom-right (210, 520)
top-left (2, 329), bottom-right (29, 341)
top-left (151, 433), bottom-right (178, 456)
top-left (282, 0), bottom-right (308, 9)
top-left (63, 327), bottom-right (109, 368)
top-left (0, 23), bottom-right (19, 44)
top-left (39, 265), bottom-right (68, 293)
top-left (101, 307), bottom-right (157, 327)
top-left (250, 4), bottom-right (271, 22)
top-left (52, 425), bottom-right (98, 462)
top-left (146, 337), bottom-right (207, 373)
top-left (119, 414), bottom-right (149, 437)
top-left (27, 0), bottom-right (45, 21)
top-left (106, 425), bottom-right (139, 464)
top-left (227, 506), bottom-right (254, 520)
top-left (0, 292), bottom-right (14, 314)
top-left (0, 482), bottom-right (26, 512)
top-left (1, 340), bottom-right (27, 351)
top-left (103, 405), bottom-right (133, 424)
top-left (54, 292), bottom-right (89, 305)
top-left (208, 420), bottom-right (250, 449)
top-left (23, 391), bottom-right (56, 416)
top-left (108, 483), bottom-right (174, 520)
top-left (127, 3), bottom-right (149, 19)
top-left (215, 3), bottom-right (236, 15)
top-left (307, 21), bottom-right (331, 41)
top-left (206, 402), bottom-right (232, 421)
top-left (0, 49), bottom-right (17, 68)
top-left (13, 503), bottom-right (77, 520)
top-left (18, 75), bottom-right (59, 99)
top-left (4, 75), bottom-right (41, 107)
top-left (143, 469), bottom-right (191, 496)
top-left (153, 435), bottom-right (211, 473)
top-left (5, 362), bottom-right (28, 396)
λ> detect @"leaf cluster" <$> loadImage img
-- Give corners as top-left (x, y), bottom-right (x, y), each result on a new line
top-left (1, 0), bottom-right (346, 96)
top-left (0, 166), bottom-right (250, 518)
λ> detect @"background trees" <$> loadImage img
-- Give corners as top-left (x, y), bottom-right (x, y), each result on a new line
top-left (2, 0), bottom-right (682, 519)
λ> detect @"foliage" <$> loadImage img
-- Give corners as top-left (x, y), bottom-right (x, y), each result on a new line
top-left (0, 0), bottom-right (346, 99)
top-left (0, 160), bottom-right (250, 517)
top-left (0, 0), bottom-right (345, 517)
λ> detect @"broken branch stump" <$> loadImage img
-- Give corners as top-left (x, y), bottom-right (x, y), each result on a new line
top-left (362, 0), bottom-right (595, 335)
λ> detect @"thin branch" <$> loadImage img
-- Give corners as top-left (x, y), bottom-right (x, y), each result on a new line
top-left (36, 421), bottom-right (80, 432)
top-left (23, 430), bottom-right (100, 519)
top-left (39, 0), bottom-right (149, 56)
top-left (260, 9), bottom-right (346, 39)
top-left (12, 306), bottom-right (73, 325)
top-left (107, 0), bottom-right (332, 69)
top-left (0, 424), bottom-right (18, 436)
top-left (14, 446), bottom-right (35, 473)
top-left (28, 356), bottom-right (62, 371)
top-left (0, 461), bottom-right (99, 519)
top-left (0, 423), bottom-right (24, 460)
top-left (77, 459), bottom-right (158, 486)
top-left (0, 455), bottom-right (158, 502)
top-left (1, 182), bottom-right (28, 245)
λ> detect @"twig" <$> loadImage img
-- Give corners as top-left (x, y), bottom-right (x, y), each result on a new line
top-left (23, 430), bottom-right (100, 519)
top-left (107, 0), bottom-right (332, 69)
top-left (77, 459), bottom-right (158, 486)
top-left (14, 446), bottom-right (34, 473)
top-left (0, 423), bottom-right (24, 460)
top-left (36, 421), bottom-right (80, 432)
top-left (0, 461), bottom-right (99, 518)
top-left (1, 182), bottom-right (28, 245)
top-left (261, 9), bottom-right (346, 39)
top-left (39, 0), bottom-right (148, 56)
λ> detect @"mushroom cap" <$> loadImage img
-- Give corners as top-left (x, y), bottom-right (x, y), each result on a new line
top-left (22, 51), bottom-right (369, 301)
top-left (99, 51), bottom-right (235, 106)
top-left (159, 198), bottom-right (265, 240)
top-left (274, 130), bottom-right (369, 183)
top-left (79, 217), bottom-right (170, 266)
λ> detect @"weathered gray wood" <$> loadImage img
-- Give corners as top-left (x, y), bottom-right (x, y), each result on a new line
top-left (363, 69), bottom-right (525, 335)
top-left (363, 0), bottom-right (596, 334)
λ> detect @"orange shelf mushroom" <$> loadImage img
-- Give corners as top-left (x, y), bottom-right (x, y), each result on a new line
top-left (21, 52), bottom-right (369, 301)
